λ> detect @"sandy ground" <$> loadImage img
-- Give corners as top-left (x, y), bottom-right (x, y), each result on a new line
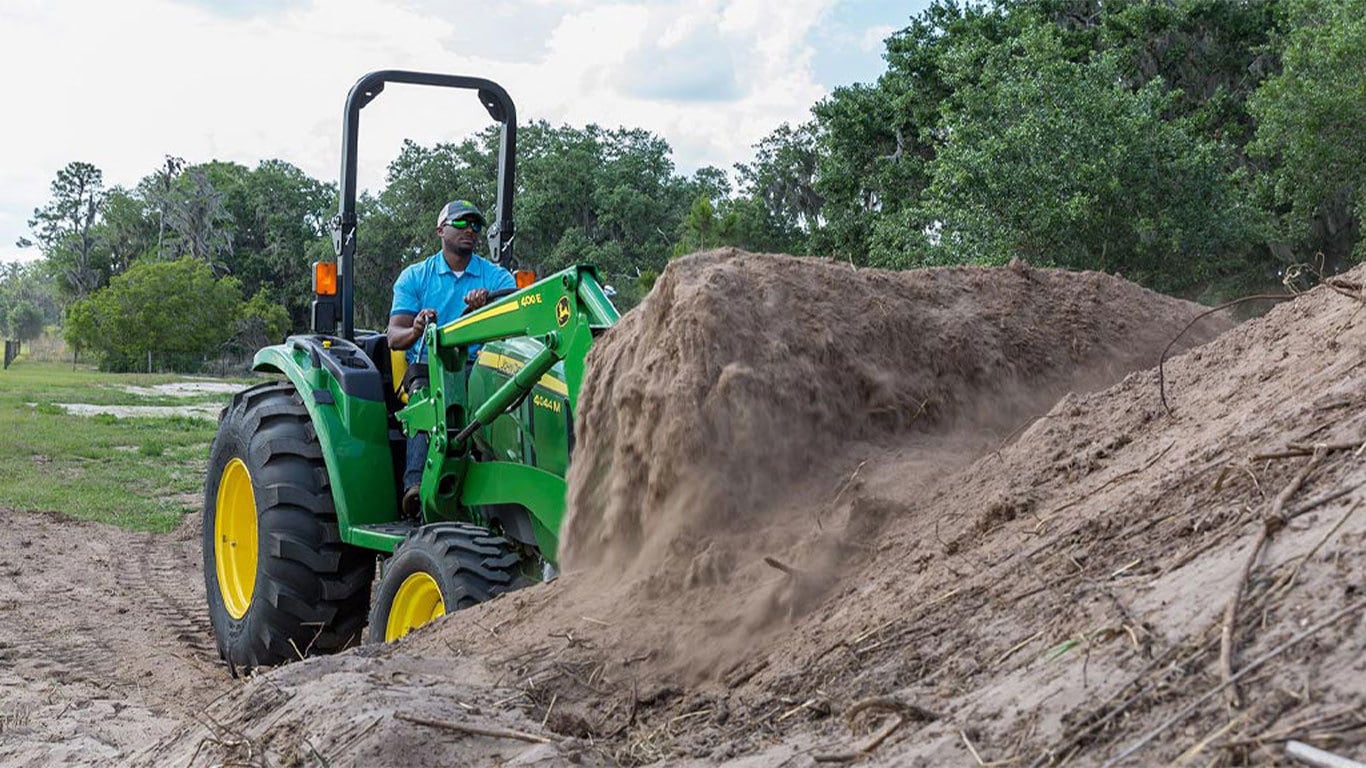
top-left (1, 253), bottom-right (1362, 767)
top-left (0, 511), bottom-right (228, 766)
top-left (46, 403), bottom-right (223, 420)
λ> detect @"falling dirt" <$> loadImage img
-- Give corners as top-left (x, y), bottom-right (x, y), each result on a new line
top-left (3, 251), bottom-right (1363, 766)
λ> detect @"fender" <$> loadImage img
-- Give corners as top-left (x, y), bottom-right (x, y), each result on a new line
top-left (252, 336), bottom-right (398, 547)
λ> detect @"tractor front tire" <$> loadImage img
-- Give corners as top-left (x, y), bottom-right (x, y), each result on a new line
top-left (204, 381), bottom-right (374, 674)
top-left (369, 523), bottom-right (526, 643)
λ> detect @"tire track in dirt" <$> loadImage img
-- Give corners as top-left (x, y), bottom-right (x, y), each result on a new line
top-left (127, 530), bottom-right (220, 663)
top-left (0, 508), bottom-right (232, 766)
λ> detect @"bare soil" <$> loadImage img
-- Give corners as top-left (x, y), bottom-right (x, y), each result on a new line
top-left (2, 251), bottom-right (1362, 767)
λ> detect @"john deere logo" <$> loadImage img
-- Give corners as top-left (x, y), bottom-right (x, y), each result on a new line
top-left (555, 296), bottom-right (571, 327)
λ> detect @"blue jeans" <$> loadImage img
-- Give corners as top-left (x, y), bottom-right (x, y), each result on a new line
top-left (402, 361), bottom-right (474, 491)
top-left (403, 432), bottom-right (428, 491)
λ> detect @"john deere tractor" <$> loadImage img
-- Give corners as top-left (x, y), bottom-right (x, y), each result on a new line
top-left (202, 71), bottom-right (619, 672)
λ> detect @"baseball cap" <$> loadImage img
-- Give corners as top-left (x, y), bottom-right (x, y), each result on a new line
top-left (437, 200), bottom-right (487, 227)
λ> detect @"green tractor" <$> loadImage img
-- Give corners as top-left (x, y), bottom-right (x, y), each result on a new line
top-left (202, 71), bottom-right (619, 673)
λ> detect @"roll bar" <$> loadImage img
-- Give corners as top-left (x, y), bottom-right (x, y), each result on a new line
top-left (327, 70), bottom-right (518, 341)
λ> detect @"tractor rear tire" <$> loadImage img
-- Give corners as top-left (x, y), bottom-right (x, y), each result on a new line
top-left (203, 381), bottom-right (374, 674)
top-left (368, 522), bottom-right (526, 643)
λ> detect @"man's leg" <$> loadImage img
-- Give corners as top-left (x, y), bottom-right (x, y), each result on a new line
top-left (402, 432), bottom-right (428, 518)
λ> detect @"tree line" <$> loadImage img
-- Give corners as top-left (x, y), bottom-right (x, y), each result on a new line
top-left (4, 0), bottom-right (1362, 371)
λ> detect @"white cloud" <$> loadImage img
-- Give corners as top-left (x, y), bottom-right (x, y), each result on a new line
top-left (0, 0), bottom-right (841, 262)
top-left (861, 24), bottom-right (897, 53)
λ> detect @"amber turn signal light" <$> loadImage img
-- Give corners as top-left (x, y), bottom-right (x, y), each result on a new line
top-left (313, 261), bottom-right (338, 296)
top-left (514, 270), bottom-right (537, 289)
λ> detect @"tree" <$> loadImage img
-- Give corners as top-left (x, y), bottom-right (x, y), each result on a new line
top-left (64, 258), bottom-right (242, 372)
top-left (1249, 0), bottom-right (1366, 271)
top-left (0, 261), bottom-right (60, 336)
top-left (228, 288), bottom-right (292, 355)
top-left (22, 161), bottom-right (108, 297)
top-left (735, 122), bottom-right (823, 235)
top-left (163, 167), bottom-right (234, 266)
top-left (204, 159), bottom-right (334, 330)
top-left (6, 301), bottom-right (44, 350)
top-left (673, 195), bottom-right (716, 257)
top-left (902, 21), bottom-right (1259, 292)
top-left (91, 187), bottom-right (157, 278)
top-left (145, 155), bottom-right (186, 258)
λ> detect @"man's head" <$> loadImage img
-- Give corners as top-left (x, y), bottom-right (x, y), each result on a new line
top-left (436, 200), bottom-right (487, 258)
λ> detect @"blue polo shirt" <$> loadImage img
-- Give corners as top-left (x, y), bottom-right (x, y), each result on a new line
top-left (390, 251), bottom-right (516, 363)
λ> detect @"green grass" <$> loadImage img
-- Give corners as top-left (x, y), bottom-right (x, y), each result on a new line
top-left (0, 359), bottom-right (261, 532)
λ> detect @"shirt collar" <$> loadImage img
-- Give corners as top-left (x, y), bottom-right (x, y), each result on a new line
top-left (434, 252), bottom-right (485, 276)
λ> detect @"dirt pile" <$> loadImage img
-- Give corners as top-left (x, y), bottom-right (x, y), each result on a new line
top-left (562, 249), bottom-right (1227, 606)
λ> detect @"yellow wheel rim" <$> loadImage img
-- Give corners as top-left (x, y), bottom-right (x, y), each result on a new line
top-left (386, 572), bottom-right (446, 641)
top-left (215, 458), bottom-right (258, 620)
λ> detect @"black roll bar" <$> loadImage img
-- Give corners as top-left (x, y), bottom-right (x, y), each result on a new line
top-left (330, 70), bottom-right (518, 341)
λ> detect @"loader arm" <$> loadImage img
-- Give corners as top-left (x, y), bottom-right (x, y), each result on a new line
top-left (393, 264), bottom-right (618, 563)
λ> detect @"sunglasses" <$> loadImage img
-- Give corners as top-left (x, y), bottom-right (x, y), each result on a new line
top-left (446, 218), bottom-right (484, 233)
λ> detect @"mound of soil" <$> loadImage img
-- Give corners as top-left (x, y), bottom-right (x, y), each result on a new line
top-left (557, 250), bottom-right (1228, 665)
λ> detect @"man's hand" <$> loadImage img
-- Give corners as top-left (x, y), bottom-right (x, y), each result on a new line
top-left (464, 288), bottom-right (491, 309)
top-left (389, 309), bottom-right (436, 351)
top-left (413, 308), bottom-right (437, 333)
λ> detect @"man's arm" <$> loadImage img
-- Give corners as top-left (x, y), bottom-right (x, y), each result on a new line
top-left (387, 309), bottom-right (436, 351)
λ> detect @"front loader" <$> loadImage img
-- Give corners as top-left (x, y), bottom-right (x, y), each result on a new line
top-left (202, 71), bottom-right (619, 672)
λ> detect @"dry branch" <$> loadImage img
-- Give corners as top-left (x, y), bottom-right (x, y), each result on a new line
top-left (1101, 596), bottom-right (1366, 768)
top-left (811, 697), bottom-right (939, 763)
top-left (1220, 449), bottom-right (1324, 707)
top-left (1159, 294), bottom-right (1294, 416)
top-left (394, 711), bottom-right (557, 744)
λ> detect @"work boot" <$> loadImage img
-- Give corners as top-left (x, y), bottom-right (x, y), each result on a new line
top-left (401, 486), bottom-right (422, 521)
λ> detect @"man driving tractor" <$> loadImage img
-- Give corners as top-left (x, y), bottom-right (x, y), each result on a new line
top-left (386, 199), bottom-right (517, 517)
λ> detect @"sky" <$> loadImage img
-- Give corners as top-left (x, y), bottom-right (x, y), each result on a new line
top-left (0, 0), bottom-right (929, 264)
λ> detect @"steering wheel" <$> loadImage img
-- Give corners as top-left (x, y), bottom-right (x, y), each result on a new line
top-left (458, 287), bottom-right (518, 317)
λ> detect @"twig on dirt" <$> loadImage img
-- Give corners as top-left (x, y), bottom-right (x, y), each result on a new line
top-left (330, 715), bottom-right (383, 758)
top-left (606, 677), bottom-right (638, 738)
top-left (1158, 294), bottom-right (1294, 416)
top-left (541, 693), bottom-right (557, 729)
top-left (994, 631), bottom-right (1044, 668)
top-left (1101, 596), bottom-right (1366, 768)
top-left (669, 709), bottom-right (712, 729)
top-left (1286, 480), bottom-right (1365, 519)
top-left (763, 556), bottom-right (802, 578)
top-left (812, 697), bottom-right (940, 763)
top-left (1324, 276), bottom-right (1365, 302)
top-left (1220, 449), bottom-right (1324, 708)
top-left (1274, 500), bottom-right (1361, 596)
top-left (830, 460), bottom-right (868, 509)
top-left (781, 696), bottom-right (819, 721)
top-left (394, 711), bottom-right (557, 744)
top-left (189, 712), bottom-right (265, 768)
top-left (304, 738), bottom-right (331, 768)
top-left (1285, 740), bottom-right (1366, 768)
top-left (1172, 709), bottom-right (1254, 765)
top-left (1218, 705), bottom-right (1365, 750)
top-left (1028, 636), bottom-right (1215, 768)
top-left (992, 415), bottom-right (1049, 464)
top-left (961, 729), bottom-right (987, 766)
top-left (1032, 442), bottom-right (1175, 537)
top-left (1250, 440), bottom-right (1366, 461)
top-left (1109, 559), bottom-right (1141, 579)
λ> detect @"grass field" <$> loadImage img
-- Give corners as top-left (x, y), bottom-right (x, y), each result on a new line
top-left (0, 359), bottom-right (260, 531)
